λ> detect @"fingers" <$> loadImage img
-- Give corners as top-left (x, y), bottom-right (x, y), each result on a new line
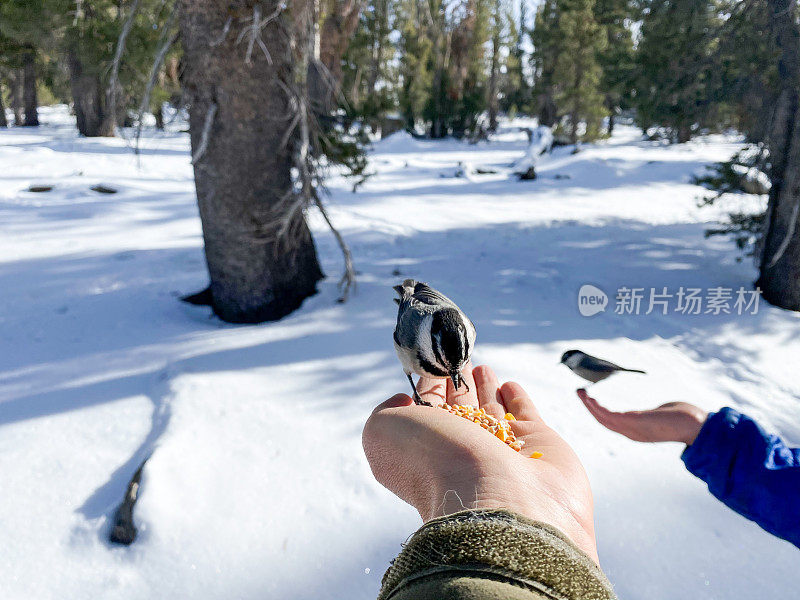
top-left (499, 381), bottom-right (541, 421)
top-left (416, 377), bottom-right (446, 405)
top-left (576, 389), bottom-right (635, 436)
top-left (472, 365), bottom-right (505, 419)
top-left (446, 361), bottom-right (479, 407)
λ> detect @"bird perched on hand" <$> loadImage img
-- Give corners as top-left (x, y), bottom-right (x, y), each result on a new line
top-left (560, 349), bottom-right (645, 385)
top-left (393, 279), bottom-right (476, 405)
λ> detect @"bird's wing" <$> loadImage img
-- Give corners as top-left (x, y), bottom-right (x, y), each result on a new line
top-left (579, 354), bottom-right (625, 373)
top-left (394, 305), bottom-right (428, 349)
top-left (411, 282), bottom-right (457, 307)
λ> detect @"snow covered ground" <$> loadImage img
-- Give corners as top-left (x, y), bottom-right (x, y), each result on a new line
top-left (0, 106), bottom-right (797, 599)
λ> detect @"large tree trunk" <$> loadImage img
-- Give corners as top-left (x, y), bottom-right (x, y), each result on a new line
top-left (22, 49), bottom-right (39, 126)
top-left (757, 0), bottom-right (800, 310)
top-left (179, 0), bottom-right (323, 323)
top-left (9, 69), bottom-right (24, 126)
top-left (67, 50), bottom-right (112, 137)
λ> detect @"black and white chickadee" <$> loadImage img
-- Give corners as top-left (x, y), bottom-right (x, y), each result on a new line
top-left (393, 279), bottom-right (476, 405)
top-left (560, 349), bottom-right (645, 384)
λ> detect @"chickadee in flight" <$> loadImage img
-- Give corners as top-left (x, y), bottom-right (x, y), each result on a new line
top-left (393, 279), bottom-right (476, 405)
top-left (560, 349), bottom-right (645, 385)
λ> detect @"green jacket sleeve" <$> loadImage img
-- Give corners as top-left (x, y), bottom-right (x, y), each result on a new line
top-left (378, 510), bottom-right (616, 600)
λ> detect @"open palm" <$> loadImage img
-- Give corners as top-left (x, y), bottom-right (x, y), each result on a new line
top-left (363, 363), bottom-right (598, 563)
top-left (577, 389), bottom-right (707, 445)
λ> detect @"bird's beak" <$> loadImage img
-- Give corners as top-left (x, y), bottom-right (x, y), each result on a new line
top-left (450, 371), bottom-right (462, 390)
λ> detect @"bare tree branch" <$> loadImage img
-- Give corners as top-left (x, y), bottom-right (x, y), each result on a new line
top-left (134, 6), bottom-right (179, 155)
top-left (235, 4), bottom-right (282, 64)
top-left (313, 190), bottom-right (356, 302)
top-left (211, 16), bottom-right (233, 46)
top-left (106, 0), bottom-right (143, 133)
top-left (191, 102), bottom-right (218, 165)
top-left (766, 198), bottom-right (800, 267)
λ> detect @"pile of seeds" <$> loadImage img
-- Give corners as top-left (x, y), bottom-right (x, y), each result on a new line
top-left (438, 403), bottom-right (542, 458)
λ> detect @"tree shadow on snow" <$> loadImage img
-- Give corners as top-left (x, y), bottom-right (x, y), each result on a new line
top-left (0, 217), bottom-right (798, 549)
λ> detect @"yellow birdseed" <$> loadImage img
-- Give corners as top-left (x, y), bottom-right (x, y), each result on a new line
top-left (438, 403), bottom-right (540, 456)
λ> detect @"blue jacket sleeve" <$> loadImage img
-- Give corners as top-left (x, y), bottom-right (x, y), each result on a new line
top-left (681, 407), bottom-right (800, 548)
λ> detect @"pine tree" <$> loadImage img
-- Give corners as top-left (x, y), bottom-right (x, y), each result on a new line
top-left (342, 0), bottom-right (396, 124)
top-left (531, 0), bottom-right (559, 127)
top-left (594, 0), bottom-right (635, 134)
top-left (425, 0), bottom-right (453, 138)
top-left (551, 0), bottom-right (607, 143)
top-left (449, 0), bottom-right (491, 136)
top-left (398, 0), bottom-right (433, 130)
top-left (634, 0), bottom-right (717, 142)
top-left (502, 0), bottom-right (530, 114)
top-left (487, 0), bottom-right (505, 131)
top-left (0, 0), bottom-right (65, 127)
top-left (713, 0), bottom-right (779, 143)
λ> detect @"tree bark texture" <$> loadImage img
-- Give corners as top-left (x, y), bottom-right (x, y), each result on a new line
top-left (0, 84), bottom-right (7, 127)
top-left (757, 0), bottom-right (800, 310)
top-left (68, 50), bottom-right (114, 137)
top-left (488, 21), bottom-right (500, 132)
top-left (22, 49), bottom-right (39, 126)
top-left (9, 69), bottom-right (24, 126)
top-left (178, 0), bottom-right (324, 323)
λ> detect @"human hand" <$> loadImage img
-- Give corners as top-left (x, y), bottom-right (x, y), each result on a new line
top-left (577, 389), bottom-right (707, 445)
top-left (363, 364), bottom-right (598, 563)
